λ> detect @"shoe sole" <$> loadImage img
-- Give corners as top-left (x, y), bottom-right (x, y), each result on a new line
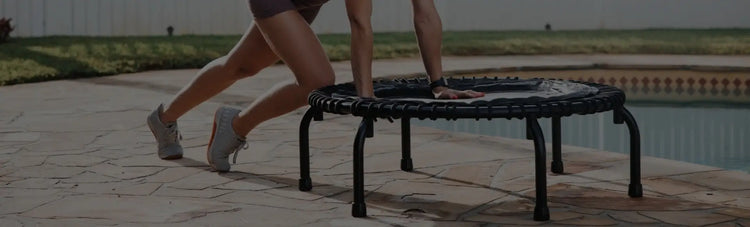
top-left (207, 108), bottom-right (223, 172)
top-left (161, 153), bottom-right (183, 160)
top-left (147, 118), bottom-right (183, 160)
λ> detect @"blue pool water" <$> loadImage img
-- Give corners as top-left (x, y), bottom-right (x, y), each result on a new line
top-left (414, 70), bottom-right (750, 172)
top-left (415, 105), bottom-right (750, 172)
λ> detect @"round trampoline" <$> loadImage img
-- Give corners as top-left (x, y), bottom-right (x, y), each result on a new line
top-left (310, 77), bottom-right (622, 119)
top-left (297, 77), bottom-right (643, 221)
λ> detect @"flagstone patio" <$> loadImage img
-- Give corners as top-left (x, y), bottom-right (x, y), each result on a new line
top-left (1, 55), bottom-right (749, 226)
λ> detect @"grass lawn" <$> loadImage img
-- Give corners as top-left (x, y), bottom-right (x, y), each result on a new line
top-left (1, 29), bottom-right (749, 86)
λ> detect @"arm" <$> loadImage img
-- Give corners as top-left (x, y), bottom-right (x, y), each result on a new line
top-left (345, 0), bottom-right (375, 98)
top-left (412, 0), bottom-right (443, 84)
top-left (412, 0), bottom-right (483, 99)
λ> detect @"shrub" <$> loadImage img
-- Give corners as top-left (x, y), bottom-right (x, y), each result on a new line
top-left (0, 17), bottom-right (15, 43)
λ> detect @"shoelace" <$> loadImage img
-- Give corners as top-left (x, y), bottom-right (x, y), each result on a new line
top-left (232, 140), bottom-right (248, 164)
top-left (167, 124), bottom-right (182, 143)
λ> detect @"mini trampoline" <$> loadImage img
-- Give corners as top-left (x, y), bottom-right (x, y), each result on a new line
top-left (297, 77), bottom-right (643, 221)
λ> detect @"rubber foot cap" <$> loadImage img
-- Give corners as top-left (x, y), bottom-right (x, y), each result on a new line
top-left (298, 178), bottom-right (312, 191)
top-left (533, 206), bottom-right (550, 221)
top-left (401, 158), bottom-right (413, 172)
top-left (352, 203), bottom-right (367, 217)
top-left (629, 183), bottom-right (643, 197)
top-left (551, 161), bottom-right (564, 174)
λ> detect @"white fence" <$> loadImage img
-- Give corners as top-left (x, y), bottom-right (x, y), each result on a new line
top-left (2, 0), bottom-right (749, 37)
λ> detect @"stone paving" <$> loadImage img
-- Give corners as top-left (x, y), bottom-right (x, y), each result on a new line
top-left (1, 55), bottom-right (750, 226)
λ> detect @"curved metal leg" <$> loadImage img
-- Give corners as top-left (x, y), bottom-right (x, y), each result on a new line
top-left (528, 116), bottom-right (550, 221)
top-left (401, 117), bottom-right (413, 171)
top-left (298, 107), bottom-right (318, 191)
top-left (352, 118), bottom-right (370, 217)
top-left (313, 108), bottom-right (323, 121)
top-left (365, 118), bottom-right (374, 138)
top-left (526, 118), bottom-right (534, 140)
top-left (614, 107), bottom-right (643, 198)
top-left (551, 117), bottom-right (564, 174)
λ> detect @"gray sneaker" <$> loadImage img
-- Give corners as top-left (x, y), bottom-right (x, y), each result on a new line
top-left (207, 107), bottom-right (247, 172)
top-left (147, 104), bottom-right (183, 160)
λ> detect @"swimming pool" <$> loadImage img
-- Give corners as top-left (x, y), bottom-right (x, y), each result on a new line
top-left (415, 69), bottom-right (750, 172)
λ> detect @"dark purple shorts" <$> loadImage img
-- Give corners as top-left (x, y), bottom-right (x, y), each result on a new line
top-left (249, 0), bottom-right (329, 23)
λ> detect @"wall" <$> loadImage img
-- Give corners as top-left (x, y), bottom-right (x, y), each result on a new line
top-left (1, 0), bottom-right (749, 37)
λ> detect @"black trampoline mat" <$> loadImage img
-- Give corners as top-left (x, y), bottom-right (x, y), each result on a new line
top-left (310, 77), bottom-right (625, 119)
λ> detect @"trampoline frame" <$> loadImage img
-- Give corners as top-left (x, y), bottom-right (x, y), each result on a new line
top-left (297, 77), bottom-right (643, 221)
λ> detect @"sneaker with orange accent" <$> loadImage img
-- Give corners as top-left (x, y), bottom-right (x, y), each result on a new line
top-left (207, 107), bottom-right (247, 172)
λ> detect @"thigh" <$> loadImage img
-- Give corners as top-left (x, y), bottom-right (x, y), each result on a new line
top-left (224, 24), bottom-right (279, 75)
top-left (254, 10), bottom-right (334, 87)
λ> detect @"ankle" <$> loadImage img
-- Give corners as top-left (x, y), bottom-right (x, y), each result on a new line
top-left (159, 111), bottom-right (177, 124)
top-left (231, 117), bottom-right (248, 139)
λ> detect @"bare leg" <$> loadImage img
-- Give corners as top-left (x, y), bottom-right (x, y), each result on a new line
top-left (232, 10), bottom-right (335, 136)
top-left (160, 25), bottom-right (279, 123)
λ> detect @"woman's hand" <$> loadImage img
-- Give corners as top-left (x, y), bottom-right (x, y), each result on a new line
top-left (358, 93), bottom-right (376, 99)
top-left (432, 86), bottom-right (484, 99)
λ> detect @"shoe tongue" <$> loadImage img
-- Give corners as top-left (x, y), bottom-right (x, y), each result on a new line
top-left (165, 122), bottom-right (176, 128)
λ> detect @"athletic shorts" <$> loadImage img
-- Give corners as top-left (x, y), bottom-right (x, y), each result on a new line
top-left (249, 0), bottom-right (329, 23)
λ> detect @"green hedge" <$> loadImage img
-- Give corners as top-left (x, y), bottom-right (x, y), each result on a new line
top-left (1, 29), bottom-right (749, 86)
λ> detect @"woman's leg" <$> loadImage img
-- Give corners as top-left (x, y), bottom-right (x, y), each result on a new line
top-left (231, 10), bottom-right (335, 136)
top-left (159, 24), bottom-right (280, 123)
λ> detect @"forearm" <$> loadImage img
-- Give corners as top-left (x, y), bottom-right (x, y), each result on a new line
top-left (412, 0), bottom-right (444, 82)
top-left (350, 24), bottom-right (374, 97)
top-left (346, 0), bottom-right (375, 98)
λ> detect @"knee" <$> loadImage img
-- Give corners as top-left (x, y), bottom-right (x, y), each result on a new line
top-left (300, 74), bottom-right (335, 91)
top-left (230, 66), bottom-right (260, 80)
top-left (219, 56), bottom-right (262, 80)
top-left (313, 75), bottom-right (335, 89)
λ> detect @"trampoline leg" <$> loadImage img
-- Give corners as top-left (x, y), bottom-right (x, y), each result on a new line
top-left (615, 107), bottom-right (643, 198)
top-left (352, 118), bottom-right (369, 217)
top-left (551, 117), bottom-right (564, 174)
top-left (313, 108), bottom-right (324, 121)
top-left (366, 118), bottom-right (374, 138)
top-left (401, 117), bottom-right (413, 171)
top-left (528, 117), bottom-right (550, 221)
top-left (526, 119), bottom-right (534, 140)
top-left (298, 107), bottom-right (317, 191)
